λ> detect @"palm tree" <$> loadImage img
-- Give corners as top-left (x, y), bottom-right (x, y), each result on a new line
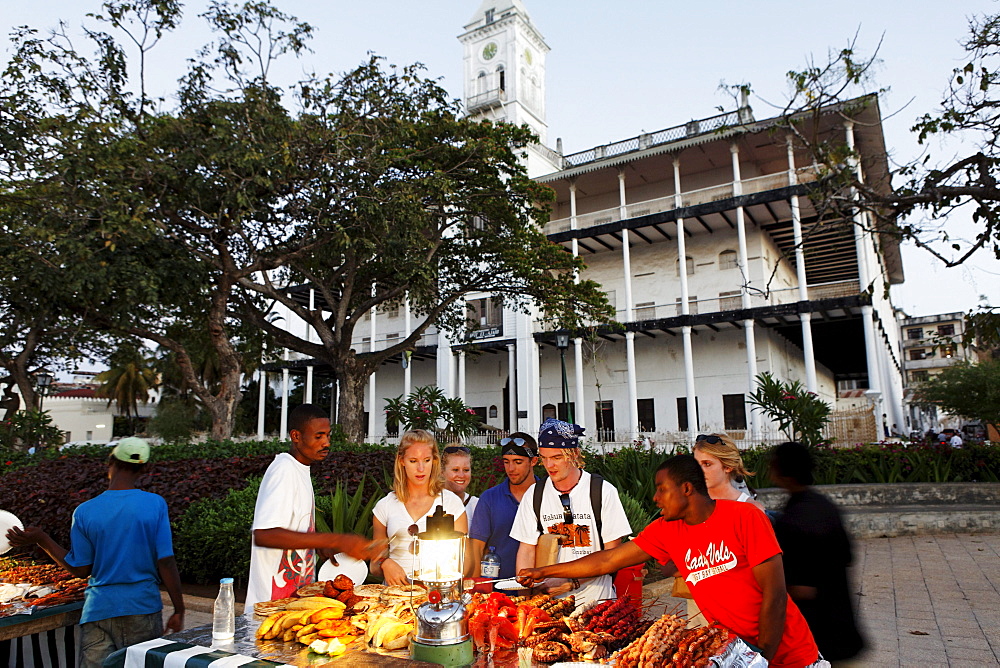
top-left (95, 345), bottom-right (159, 432)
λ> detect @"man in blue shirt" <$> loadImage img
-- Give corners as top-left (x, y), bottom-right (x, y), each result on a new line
top-left (7, 437), bottom-right (184, 668)
top-left (466, 433), bottom-right (539, 579)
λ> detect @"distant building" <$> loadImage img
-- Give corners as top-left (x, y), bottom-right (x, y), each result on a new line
top-left (266, 0), bottom-right (906, 445)
top-left (899, 311), bottom-right (978, 433)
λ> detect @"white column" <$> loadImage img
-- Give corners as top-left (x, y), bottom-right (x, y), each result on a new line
top-left (845, 121), bottom-right (883, 415)
top-left (368, 289), bottom-right (378, 441)
top-left (403, 296), bottom-right (412, 396)
top-left (305, 289), bottom-right (315, 403)
top-left (787, 138), bottom-right (818, 392)
top-left (437, 331), bottom-right (455, 399)
top-left (256, 368), bottom-right (266, 439)
top-left (333, 378), bottom-right (340, 423)
top-left (507, 343), bottom-right (518, 431)
top-left (569, 182), bottom-right (579, 257)
top-left (515, 311), bottom-right (540, 432)
top-left (618, 170), bottom-right (639, 439)
top-left (280, 349), bottom-right (290, 440)
top-left (573, 338), bottom-right (585, 431)
top-left (458, 351), bottom-right (467, 402)
top-left (570, 182), bottom-right (586, 431)
top-left (674, 158), bottom-right (698, 441)
top-left (731, 143), bottom-right (759, 439)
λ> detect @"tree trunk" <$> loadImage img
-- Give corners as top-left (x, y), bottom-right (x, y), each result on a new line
top-left (336, 355), bottom-right (370, 443)
top-left (202, 358), bottom-right (243, 441)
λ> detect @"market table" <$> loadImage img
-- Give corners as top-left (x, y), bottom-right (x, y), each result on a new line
top-left (0, 600), bottom-right (82, 667)
top-left (104, 616), bottom-right (439, 668)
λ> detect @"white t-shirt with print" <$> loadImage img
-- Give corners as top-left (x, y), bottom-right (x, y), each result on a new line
top-left (510, 471), bottom-right (631, 606)
top-left (245, 453), bottom-right (316, 612)
top-left (373, 490), bottom-right (467, 579)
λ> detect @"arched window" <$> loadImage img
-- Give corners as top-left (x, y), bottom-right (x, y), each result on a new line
top-left (719, 250), bottom-right (738, 270)
top-left (676, 255), bottom-right (694, 277)
top-left (496, 65), bottom-right (506, 93)
top-left (476, 71), bottom-right (487, 95)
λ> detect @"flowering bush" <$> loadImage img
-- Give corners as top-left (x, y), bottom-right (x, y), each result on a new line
top-left (747, 372), bottom-right (831, 446)
top-left (383, 386), bottom-right (482, 441)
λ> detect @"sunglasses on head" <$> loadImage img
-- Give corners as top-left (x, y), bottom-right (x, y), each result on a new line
top-left (695, 434), bottom-right (722, 444)
top-left (559, 493), bottom-right (573, 526)
top-left (443, 445), bottom-right (471, 455)
top-left (500, 437), bottom-right (528, 448)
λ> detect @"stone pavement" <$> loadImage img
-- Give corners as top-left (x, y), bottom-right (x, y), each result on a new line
top-left (854, 533), bottom-right (1000, 666)
top-left (164, 534), bottom-right (1000, 665)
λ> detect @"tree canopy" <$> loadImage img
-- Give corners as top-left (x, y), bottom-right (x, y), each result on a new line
top-left (914, 359), bottom-right (1000, 435)
top-left (1, 0), bottom-right (611, 441)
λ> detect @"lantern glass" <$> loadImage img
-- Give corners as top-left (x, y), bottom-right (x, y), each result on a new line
top-left (415, 535), bottom-right (465, 583)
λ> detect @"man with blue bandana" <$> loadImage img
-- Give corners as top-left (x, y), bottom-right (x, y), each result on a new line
top-left (509, 419), bottom-right (631, 605)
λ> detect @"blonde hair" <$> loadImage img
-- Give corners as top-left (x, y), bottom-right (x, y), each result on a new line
top-left (394, 430), bottom-right (444, 502)
top-left (694, 433), bottom-right (755, 481)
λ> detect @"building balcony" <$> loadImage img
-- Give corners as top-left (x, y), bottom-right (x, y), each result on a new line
top-left (543, 167), bottom-right (820, 236)
top-left (467, 88), bottom-right (506, 113)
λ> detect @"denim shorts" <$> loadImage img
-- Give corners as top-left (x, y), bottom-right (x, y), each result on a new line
top-left (80, 612), bottom-right (162, 668)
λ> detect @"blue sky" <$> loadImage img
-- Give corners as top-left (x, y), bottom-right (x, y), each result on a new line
top-left (3, 0), bottom-right (998, 317)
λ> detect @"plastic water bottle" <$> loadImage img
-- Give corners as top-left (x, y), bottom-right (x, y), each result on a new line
top-left (212, 577), bottom-right (235, 640)
top-left (481, 546), bottom-right (501, 579)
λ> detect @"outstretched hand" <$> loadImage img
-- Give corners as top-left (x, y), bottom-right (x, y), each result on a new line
top-left (336, 534), bottom-right (388, 563)
top-left (5, 525), bottom-right (47, 548)
top-left (515, 567), bottom-right (547, 588)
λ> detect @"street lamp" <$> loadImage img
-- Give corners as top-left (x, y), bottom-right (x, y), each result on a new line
top-left (555, 333), bottom-right (573, 423)
top-left (32, 368), bottom-right (55, 412)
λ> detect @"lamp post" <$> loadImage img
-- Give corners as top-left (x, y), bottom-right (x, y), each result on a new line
top-left (32, 368), bottom-right (55, 412)
top-left (555, 333), bottom-right (572, 423)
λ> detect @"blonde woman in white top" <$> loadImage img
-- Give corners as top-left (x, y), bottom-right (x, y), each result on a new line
top-left (372, 430), bottom-right (467, 585)
top-left (442, 444), bottom-right (479, 526)
top-left (692, 433), bottom-right (765, 511)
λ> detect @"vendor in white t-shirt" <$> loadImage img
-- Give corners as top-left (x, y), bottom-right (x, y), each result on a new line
top-left (510, 419), bottom-right (631, 607)
top-left (245, 404), bottom-right (383, 613)
top-left (372, 430), bottom-right (468, 585)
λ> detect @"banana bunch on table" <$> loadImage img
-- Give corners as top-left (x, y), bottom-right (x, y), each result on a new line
top-left (255, 597), bottom-right (352, 646)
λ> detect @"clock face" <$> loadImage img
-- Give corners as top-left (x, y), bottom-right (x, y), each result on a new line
top-left (482, 42), bottom-right (498, 61)
top-left (524, 48), bottom-right (533, 65)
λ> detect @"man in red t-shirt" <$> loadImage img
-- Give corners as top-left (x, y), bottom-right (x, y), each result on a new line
top-left (516, 455), bottom-right (822, 668)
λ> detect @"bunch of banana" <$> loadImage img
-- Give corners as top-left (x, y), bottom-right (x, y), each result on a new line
top-left (363, 610), bottom-right (414, 651)
top-left (256, 599), bottom-right (348, 644)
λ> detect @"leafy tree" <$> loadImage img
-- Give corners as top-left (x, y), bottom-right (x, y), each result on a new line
top-left (0, 1), bottom-right (283, 439)
top-left (94, 345), bottom-right (158, 430)
top-left (747, 372), bottom-right (832, 446)
top-left (230, 58), bottom-right (612, 441)
top-left (914, 359), bottom-right (1000, 436)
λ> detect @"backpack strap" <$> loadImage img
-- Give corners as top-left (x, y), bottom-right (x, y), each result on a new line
top-left (533, 477), bottom-right (546, 536)
top-left (590, 473), bottom-right (605, 550)
top-left (534, 473), bottom-right (605, 550)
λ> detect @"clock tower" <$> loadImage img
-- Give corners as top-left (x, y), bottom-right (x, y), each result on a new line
top-left (459, 0), bottom-right (559, 176)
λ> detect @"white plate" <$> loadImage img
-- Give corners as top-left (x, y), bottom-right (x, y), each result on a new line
top-left (318, 552), bottom-right (368, 587)
top-left (492, 578), bottom-right (527, 591)
top-left (0, 510), bottom-right (23, 555)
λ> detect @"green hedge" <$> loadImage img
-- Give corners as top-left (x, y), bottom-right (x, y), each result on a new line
top-left (173, 479), bottom-right (261, 586)
top-left (586, 441), bottom-right (1000, 525)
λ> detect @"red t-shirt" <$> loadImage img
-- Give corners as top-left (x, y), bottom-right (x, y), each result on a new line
top-left (633, 500), bottom-right (818, 668)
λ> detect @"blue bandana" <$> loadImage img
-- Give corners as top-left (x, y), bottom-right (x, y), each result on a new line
top-left (537, 418), bottom-right (585, 449)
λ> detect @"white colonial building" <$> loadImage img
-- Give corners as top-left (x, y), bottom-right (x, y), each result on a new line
top-left (265, 0), bottom-right (905, 446)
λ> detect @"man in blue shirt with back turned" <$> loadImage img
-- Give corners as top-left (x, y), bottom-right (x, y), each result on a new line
top-left (466, 433), bottom-right (540, 579)
top-left (7, 437), bottom-right (184, 668)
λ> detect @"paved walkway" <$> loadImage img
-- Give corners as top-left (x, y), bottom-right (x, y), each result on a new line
top-left (165, 534), bottom-right (1000, 665)
top-left (854, 533), bottom-right (1000, 666)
